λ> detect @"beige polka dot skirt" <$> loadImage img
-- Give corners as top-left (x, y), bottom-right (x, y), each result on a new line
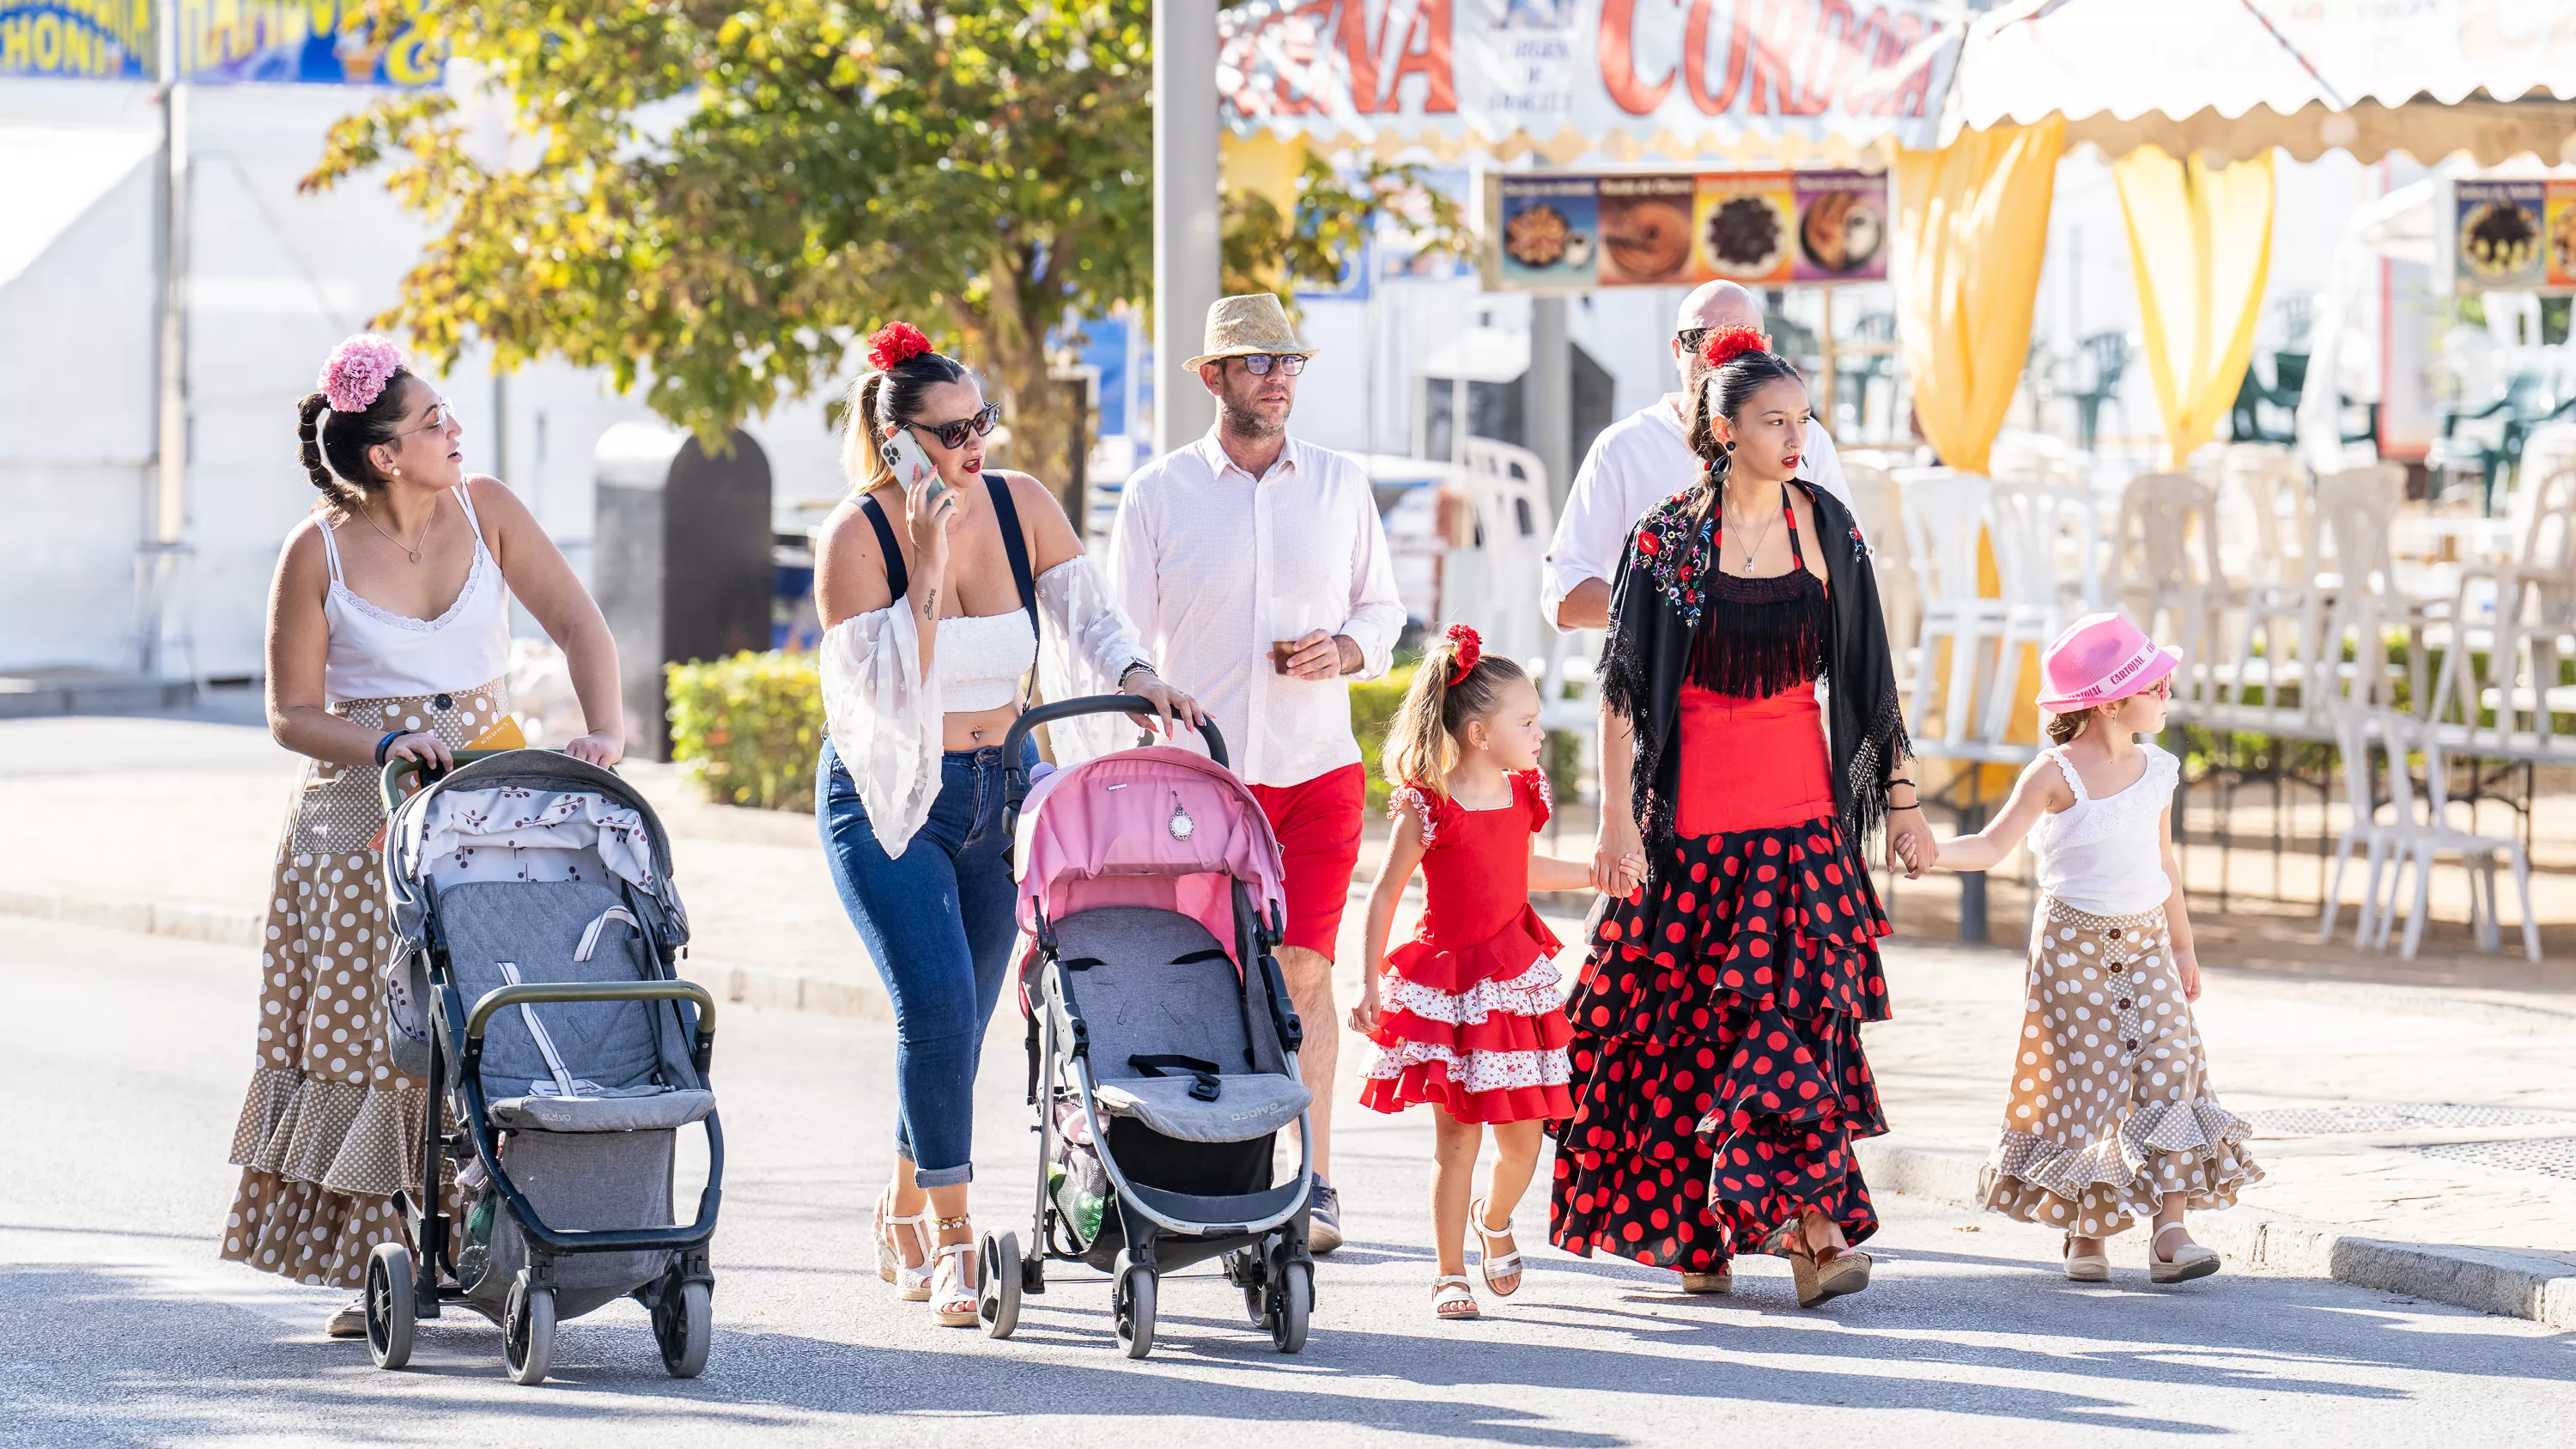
top-left (222, 680), bottom-right (507, 1288)
top-left (1977, 901), bottom-right (2263, 1239)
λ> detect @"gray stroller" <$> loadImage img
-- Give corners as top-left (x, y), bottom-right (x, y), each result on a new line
top-left (368, 748), bottom-right (720, 1385)
top-left (982, 701), bottom-right (1316, 1359)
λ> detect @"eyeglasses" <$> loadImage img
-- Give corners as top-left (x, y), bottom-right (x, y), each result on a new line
top-left (902, 402), bottom-right (1002, 451)
top-left (395, 397), bottom-right (456, 438)
top-left (1677, 327), bottom-right (1710, 352)
top-left (1236, 353), bottom-right (1308, 377)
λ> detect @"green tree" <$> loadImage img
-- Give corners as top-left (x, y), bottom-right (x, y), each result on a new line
top-left (309, 1), bottom-right (1467, 504)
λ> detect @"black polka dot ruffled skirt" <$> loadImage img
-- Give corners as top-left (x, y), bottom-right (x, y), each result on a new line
top-left (1549, 816), bottom-right (1892, 1274)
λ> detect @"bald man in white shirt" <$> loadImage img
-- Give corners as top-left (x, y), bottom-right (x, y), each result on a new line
top-left (1543, 281), bottom-right (1850, 632)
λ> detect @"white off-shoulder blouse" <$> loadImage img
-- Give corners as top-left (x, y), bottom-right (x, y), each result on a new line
top-left (817, 554), bottom-right (1150, 857)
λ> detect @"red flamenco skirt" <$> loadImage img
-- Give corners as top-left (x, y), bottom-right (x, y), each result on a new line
top-left (1548, 815), bottom-right (1893, 1274)
top-left (1360, 904), bottom-right (1576, 1126)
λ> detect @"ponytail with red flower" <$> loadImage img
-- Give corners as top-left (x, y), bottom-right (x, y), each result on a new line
top-left (1443, 623), bottom-right (1483, 686)
top-left (866, 320), bottom-right (934, 372)
top-left (1698, 326), bottom-right (1771, 370)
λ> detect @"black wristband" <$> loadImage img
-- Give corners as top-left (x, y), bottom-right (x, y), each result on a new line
top-left (1118, 661), bottom-right (1156, 687)
top-left (1886, 776), bottom-right (1914, 788)
top-left (374, 731), bottom-right (404, 767)
top-left (1889, 803), bottom-right (1923, 813)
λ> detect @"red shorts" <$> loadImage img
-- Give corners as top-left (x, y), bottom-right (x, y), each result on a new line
top-left (1249, 764), bottom-right (1366, 958)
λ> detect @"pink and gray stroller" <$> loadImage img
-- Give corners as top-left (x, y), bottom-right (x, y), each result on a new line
top-left (975, 700), bottom-right (1316, 1359)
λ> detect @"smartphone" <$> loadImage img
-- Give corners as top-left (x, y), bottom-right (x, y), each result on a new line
top-left (879, 427), bottom-right (944, 494)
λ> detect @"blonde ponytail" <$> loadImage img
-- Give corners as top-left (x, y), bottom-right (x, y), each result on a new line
top-left (1382, 627), bottom-right (1529, 798)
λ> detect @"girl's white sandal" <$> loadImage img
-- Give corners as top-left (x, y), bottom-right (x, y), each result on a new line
top-left (1431, 1275), bottom-right (1480, 1320)
top-left (2149, 1223), bottom-right (2221, 1285)
top-left (874, 1187), bottom-right (933, 1302)
top-left (1469, 1196), bottom-right (1524, 1299)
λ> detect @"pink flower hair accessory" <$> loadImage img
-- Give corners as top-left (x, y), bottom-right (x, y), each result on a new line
top-left (319, 334), bottom-right (406, 413)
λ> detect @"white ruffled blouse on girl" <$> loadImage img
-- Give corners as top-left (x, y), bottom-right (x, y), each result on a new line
top-left (818, 553), bottom-right (1148, 857)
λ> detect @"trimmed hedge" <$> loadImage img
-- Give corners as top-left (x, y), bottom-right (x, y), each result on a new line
top-left (665, 650), bottom-right (825, 811)
top-left (665, 648), bottom-right (1583, 818)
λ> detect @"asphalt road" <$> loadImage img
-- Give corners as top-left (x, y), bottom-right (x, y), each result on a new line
top-left (4, 915), bottom-right (2570, 1448)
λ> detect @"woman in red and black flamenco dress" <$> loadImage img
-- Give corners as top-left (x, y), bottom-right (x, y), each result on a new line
top-left (1550, 330), bottom-right (1938, 1306)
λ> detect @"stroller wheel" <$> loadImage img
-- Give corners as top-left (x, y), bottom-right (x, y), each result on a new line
top-left (653, 1273), bottom-right (711, 1379)
top-left (503, 1274), bottom-right (556, 1385)
top-left (1111, 1257), bottom-right (1157, 1361)
top-left (364, 1242), bottom-right (416, 1370)
top-left (979, 1232), bottom-right (1023, 1339)
top-left (1266, 1260), bottom-right (1311, 1355)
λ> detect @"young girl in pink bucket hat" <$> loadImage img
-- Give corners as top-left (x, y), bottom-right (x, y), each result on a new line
top-left (1916, 612), bottom-right (2262, 1285)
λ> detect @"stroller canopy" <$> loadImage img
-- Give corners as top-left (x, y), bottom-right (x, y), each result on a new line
top-left (1016, 746), bottom-right (1286, 961)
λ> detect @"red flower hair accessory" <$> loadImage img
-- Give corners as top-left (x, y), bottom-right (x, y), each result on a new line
top-left (866, 321), bottom-right (933, 371)
top-left (1443, 623), bottom-right (1483, 686)
top-left (1698, 326), bottom-right (1771, 370)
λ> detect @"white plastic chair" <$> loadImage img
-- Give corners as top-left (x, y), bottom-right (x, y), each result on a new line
top-left (2319, 697), bottom-right (2405, 948)
top-left (2313, 464), bottom-right (2427, 714)
top-left (1985, 480), bottom-right (2095, 745)
top-left (2376, 708), bottom-right (2541, 961)
top-left (1897, 467), bottom-right (2002, 744)
top-left (2108, 472), bottom-right (2232, 716)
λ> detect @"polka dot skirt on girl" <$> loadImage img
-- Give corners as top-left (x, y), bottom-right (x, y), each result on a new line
top-left (222, 681), bottom-right (506, 1288)
top-left (1359, 770), bottom-right (1575, 1125)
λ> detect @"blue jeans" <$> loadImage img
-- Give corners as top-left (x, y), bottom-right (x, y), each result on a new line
top-left (817, 735), bottom-right (1031, 1188)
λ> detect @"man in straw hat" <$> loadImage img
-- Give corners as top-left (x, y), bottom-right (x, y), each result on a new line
top-left (1109, 293), bottom-right (1406, 1254)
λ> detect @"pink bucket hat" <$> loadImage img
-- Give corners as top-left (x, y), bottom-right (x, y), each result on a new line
top-left (2035, 612), bottom-right (2182, 713)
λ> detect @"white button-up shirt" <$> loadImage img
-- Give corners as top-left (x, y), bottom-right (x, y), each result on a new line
top-left (1109, 430), bottom-right (1406, 787)
top-left (1540, 399), bottom-right (1849, 630)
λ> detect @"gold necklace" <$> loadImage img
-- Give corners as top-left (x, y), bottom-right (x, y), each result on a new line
top-left (357, 494), bottom-right (438, 563)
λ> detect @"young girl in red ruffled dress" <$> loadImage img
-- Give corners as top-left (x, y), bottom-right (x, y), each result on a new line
top-left (1352, 624), bottom-right (1643, 1320)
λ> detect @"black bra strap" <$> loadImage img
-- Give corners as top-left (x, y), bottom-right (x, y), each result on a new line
top-left (857, 493), bottom-right (908, 601)
top-left (984, 473), bottom-right (1041, 643)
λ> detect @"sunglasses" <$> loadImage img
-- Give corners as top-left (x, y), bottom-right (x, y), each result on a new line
top-left (1235, 353), bottom-right (1307, 377)
top-left (1677, 327), bottom-right (1710, 352)
top-left (395, 397), bottom-right (457, 439)
top-left (902, 402), bottom-right (1001, 451)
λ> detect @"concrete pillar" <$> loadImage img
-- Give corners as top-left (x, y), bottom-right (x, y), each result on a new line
top-left (1529, 295), bottom-right (1573, 514)
top-left (1153, 0), bottom-right (1221, 452)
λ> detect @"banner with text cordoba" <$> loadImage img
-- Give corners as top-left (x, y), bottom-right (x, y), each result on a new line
top-left (1218, 0), bottom-right (1964, 165)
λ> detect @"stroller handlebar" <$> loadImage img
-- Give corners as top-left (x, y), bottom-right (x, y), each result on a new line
top-left (465, 979), bottom-right (719, 1042)
top-left (999, 697), bottom-right (1229, 818)
top-left (999, 697), bottom-right (1228, 773)
top-left (380, 747), bottom-right (556, 815)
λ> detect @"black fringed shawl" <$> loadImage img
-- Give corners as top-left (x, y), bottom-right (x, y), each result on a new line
top-left (1596, 478), bottom-right (1911, 850)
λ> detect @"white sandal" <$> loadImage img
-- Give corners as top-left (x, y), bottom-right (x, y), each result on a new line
top-left (874, 1187), bottom-right (933, 1302)
top-left (927, 1216), bottom-right (980, 1326)
top-left (2149, 1223), bottom-right (2221, 1285)
top-left (2063, 1234), bottom-right (2111, 1282)
top-left (1431, 1275), bottom-right (1480, 1320)
top-left (1469, 1196), bottom-right (1523, 1299)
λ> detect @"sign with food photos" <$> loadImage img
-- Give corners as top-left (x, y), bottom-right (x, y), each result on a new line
top-left (1487, 168), bottom-right (1889, 293)
top-left (2450, 178), bottom-right (2576, 295)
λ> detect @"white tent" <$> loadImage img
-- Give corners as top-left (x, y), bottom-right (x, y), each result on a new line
top-left (1949, 0), bottom-right (2576, 166)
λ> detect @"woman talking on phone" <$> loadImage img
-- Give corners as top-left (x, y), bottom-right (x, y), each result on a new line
top-left (814, 323), bottom-right (1203, 1330)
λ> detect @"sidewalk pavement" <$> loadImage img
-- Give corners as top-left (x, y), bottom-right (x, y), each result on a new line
top-left (4, 715), bottom-right (2572, 1329)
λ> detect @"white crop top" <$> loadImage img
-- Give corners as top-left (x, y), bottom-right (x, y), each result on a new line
top-left (316, 484), bottom-right (513, 704)
top-left (935, 608), bottom-right (1039, 711)
top-left (2030, 744), bottom-right (2179, 917)
top-left (817, 553), bottom-right (1150, 859)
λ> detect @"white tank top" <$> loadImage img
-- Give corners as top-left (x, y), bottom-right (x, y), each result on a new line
top-left (317, 484), bottom-right (514, 703)
top-left (2030, 743), bottom-right (2179, 917)
top-left (934, 608), bottom-right (1037, 712)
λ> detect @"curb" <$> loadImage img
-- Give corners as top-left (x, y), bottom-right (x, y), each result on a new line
top-left (1856, 1136), bottom-right (2576, 1330)
top-left (0, 888), bottom-right (896, 1025)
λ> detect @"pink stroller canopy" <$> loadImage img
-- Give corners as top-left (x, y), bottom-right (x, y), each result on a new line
top-left (1016, 745), bottom-right (1287, 963)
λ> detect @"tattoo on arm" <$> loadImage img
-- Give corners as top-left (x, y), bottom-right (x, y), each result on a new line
top-left (921, 588), bottom-right (937, 621)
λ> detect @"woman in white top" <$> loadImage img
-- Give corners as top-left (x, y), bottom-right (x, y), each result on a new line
top-left (814, 323), bottom-right (1201, 1328)
top-left (1922, 613), bottom-right (2260, 1288)
top-left (223, 335), bottom-right (628, 1335)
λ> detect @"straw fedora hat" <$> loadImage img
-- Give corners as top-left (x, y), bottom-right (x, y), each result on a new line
top-left (1183, 293), bottom-right (1321, 371)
